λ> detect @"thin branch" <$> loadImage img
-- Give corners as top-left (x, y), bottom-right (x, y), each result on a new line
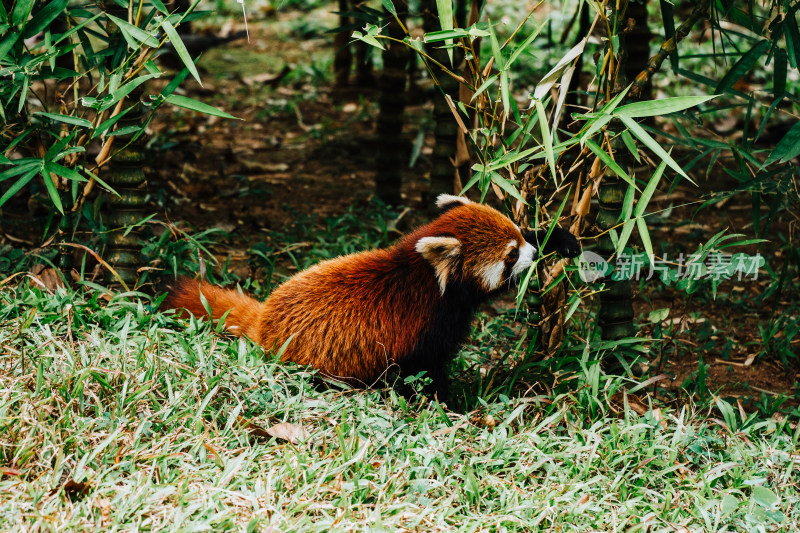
top-left (630, 0), bottom-right (711, 99)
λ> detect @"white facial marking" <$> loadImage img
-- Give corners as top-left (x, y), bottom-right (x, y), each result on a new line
top-left (506, 239), bottom-right (517, 250)
top-left (511, 241), bottom-right (537, 277)
top-left (479, 260), bottom-right (506, 290)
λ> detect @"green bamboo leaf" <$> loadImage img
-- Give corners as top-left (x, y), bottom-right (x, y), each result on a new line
top-left (585, 138), bottom-right (637, 189)
top-left (715, 40), bottom-right (769, 94)
top-left (459, 171), bottom-right (482, 195)
top-left (11, 0), bottom-right (34, 26)
top-left (616, 218), bottom-right (636, 257)
top-left (35, 112), bottom-right (93, 128)
top-left (500, 70), bottom-right (510, 121)
top-left (490, 172), bottom-right (525, 204)
top-left (470, 73), bottom-right (498, 101)
top-left (634, 159), bottom-right (667, 217)
top-left (92, 105), bottom-right (134, 139)
top-left (100, 73), bottom-right (161, 112)
top-left (22, 0), bottom-right (69, 38)
top-left (507, 20), bottom-right (546, 67)
top-left (488, 19), bottom-right (504, 70)
top-left (164, 94), bottom-right (238, 119)
top-left (620, 129), bottom-right (640, 162)
top-left (0, 29), bottom-right (19, 63)
top-left (784, 9), bottom-right (800, 69)
top-left (580, 114), bottom-right (613, 145)
top-left (162, 20), bottom-right (202, 85)
top-left (423, 29), bottom-right (470, 42)
top-left (621, 182), bottom-right (635, 221)
top-left (0, 168), bottom-right (38, 209)
top-left (636, 216), bottom-right (654, 266)
top-left (150, 0), bottom-right (168, 14)
top-left (614, 95), bottom-right (717, 118)
top-left (535, 99), bottom-right (557, 183)
top-left (436, 0), bottom-right (454, 65)
top-left (382, 0), bottom-right (396, 16)
top-left (41, 165), bottom-right (64, 214)
top-left (53, 13), bottom-right (103, 45)
top-left (765, 120), bottom-right (800, 165)
top-left (619, 115), bottom-right (695, 184)
top-left (773, 47), bottom-right (787, 96)
top-left (47, 161), bottom-right (86, 182)
top-left (487, 144), bottom-right (543, 170)
top-left (106, 13), bottom-right (159, 48)
top-left (351, 30), bottom-right (384, 50)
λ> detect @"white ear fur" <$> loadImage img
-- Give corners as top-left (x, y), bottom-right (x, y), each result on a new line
top-left (435, 194), bottom-right (472, 210)
top-left (415, 236), bottom-right (462, 295)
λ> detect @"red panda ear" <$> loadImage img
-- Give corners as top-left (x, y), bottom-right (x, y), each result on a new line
top-left (415, 236), bottom-right (462, 294)
top-left (436, 194), bottom-right (472, 213)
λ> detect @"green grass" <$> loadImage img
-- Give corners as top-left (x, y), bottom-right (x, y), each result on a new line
top-left (1, 282), bottom-right (799, 532)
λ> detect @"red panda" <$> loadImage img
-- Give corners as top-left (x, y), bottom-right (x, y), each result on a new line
top-left (163, 194), bottom-right (579, 399)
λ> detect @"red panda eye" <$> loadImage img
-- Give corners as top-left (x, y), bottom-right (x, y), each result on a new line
top-left (507, 248), bottom-right (519, 261)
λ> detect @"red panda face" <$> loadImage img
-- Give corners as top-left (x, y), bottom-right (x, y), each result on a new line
top-left (415, 195), bottom-right (538, 294)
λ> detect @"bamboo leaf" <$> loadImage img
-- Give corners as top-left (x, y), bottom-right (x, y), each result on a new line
top-left (489, 19), bottom-right (505, 70)
top-left (35, 112), bottom-right (93, 128)
top-left (471, 73), bottom-right (498, 101)
top-left (634, 159), bottom-right (667, 217)
top-left (636, 216), bottom-right (654, 266)
top-left (773, 47), bottom-right (787, 96)
top-left (532, 37), bottom-right (586, 100)
top-left (614, 95), bottom-right (717, 118)
top-left (351, 29), bottom-right (384, 50)
top-left (714, 40), bottom-right (769, 94)
top-left (11, 0), bottom-right (34, 26)
top-left (0, 168), bottom-right (38, 209)
top-left (585, 138), bottom-right (637, 189)
top-left (162, 20), bottom-right (202, 86)
top-left (490, 172), bottom-right (525, 204)
top-left (620, 130), bottom-right (640, 162)
top-left (765, 120), bottom-right (800, 165)
top-left (22, 0), bottom-right (69, 38)
top-left (164, 94), bottom-right (238, 119)
top-left (507, 20), bottom-right (546, 67)
top-left (535, 99), bottom-right (557, 183)
top-left (500, 70), bottom-right (510, 121)
top-left (41, 165), bottom-right (64, 214)
top-left (382, 0), bottom-right (397, 16)
top-left (436, 0), bottom-right (454, 65)
top-left (106, 14), bottom-right (160, 48)
top-left (619, 115), bottom-right (694, 184)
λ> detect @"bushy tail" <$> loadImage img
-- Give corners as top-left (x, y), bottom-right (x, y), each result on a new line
top-left (162, 278), bottom-right (262, 340)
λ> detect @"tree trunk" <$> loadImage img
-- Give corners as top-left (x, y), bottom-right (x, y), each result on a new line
top-left (374, 5), bottom-right (409, 205)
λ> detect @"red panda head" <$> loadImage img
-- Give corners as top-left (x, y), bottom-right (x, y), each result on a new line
top-left (414, 194), bottom-right (537, 294)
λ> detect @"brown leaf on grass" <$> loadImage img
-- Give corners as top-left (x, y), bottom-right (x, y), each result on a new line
top-left (0, 467), bottom-right (22, 477)
top-left (53, 479), bottom-right (92, 500)
top-left (96, 497), bottom-right (111, 525)
top-left (40, 268), bottom-right (65, 290)
top-left (266, 422), bottom-right (309, 444)
top-left (237, 417), bottom-right (309, 444)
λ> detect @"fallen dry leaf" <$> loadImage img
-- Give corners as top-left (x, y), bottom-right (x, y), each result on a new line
top-left (238, 417), bottom-right (309, 444)
top-left (266, 422), bottom-right (309, 444)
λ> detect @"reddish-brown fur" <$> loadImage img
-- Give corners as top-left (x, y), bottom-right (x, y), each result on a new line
top-left (162, 197), bottom-right (530, 391)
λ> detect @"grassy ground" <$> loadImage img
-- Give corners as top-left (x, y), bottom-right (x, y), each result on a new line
top-left (1, 281), bottom-right (798, 532)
